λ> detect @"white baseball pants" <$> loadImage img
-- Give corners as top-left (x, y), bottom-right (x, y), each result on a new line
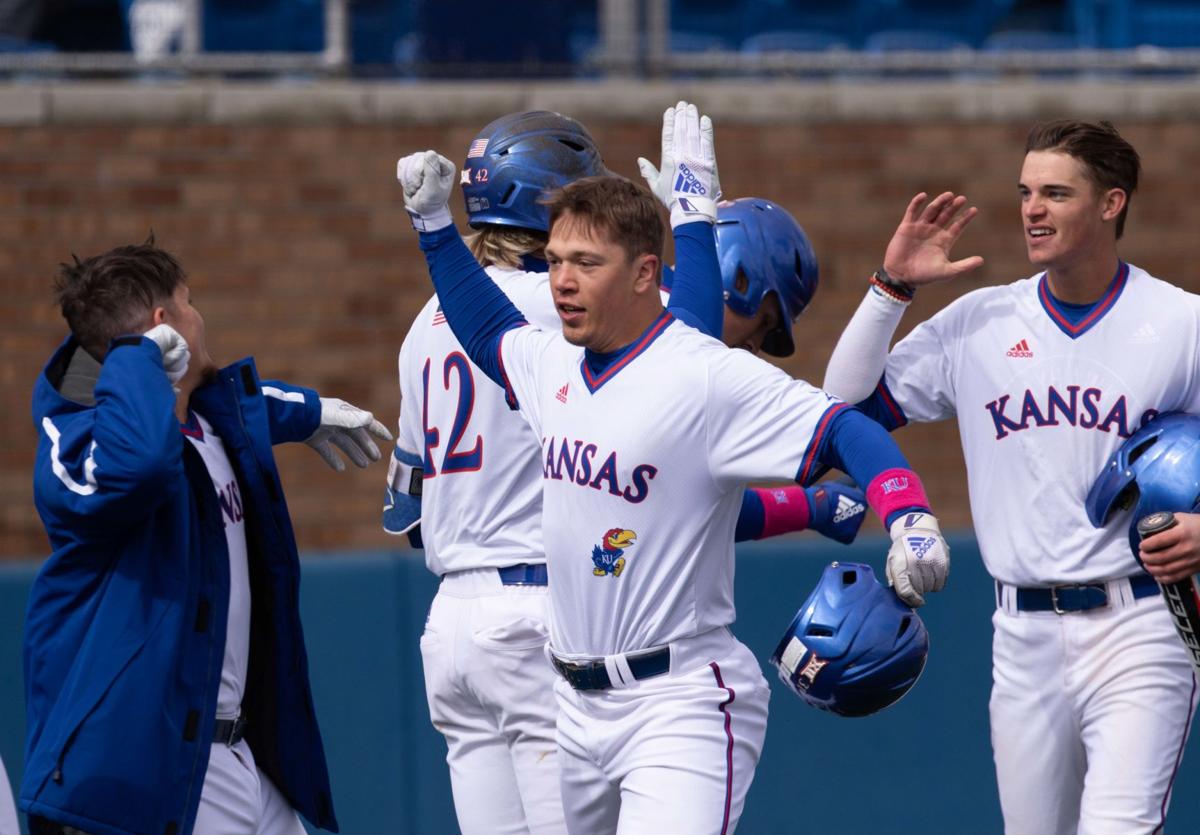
top-left (991, 583), bottom-right (1197, 835)
top-left (554, 628), bottom-right (769, 835)
top-left (191, 738), bottom-right (305, 835)
top-left (420, 568), bottom-right (566, 835)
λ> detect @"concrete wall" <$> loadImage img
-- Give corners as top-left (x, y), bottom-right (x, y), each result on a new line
top-left (2, 537), bottom-right (1195, 834)
top-left (5, 80), bottom-right (1200, 557)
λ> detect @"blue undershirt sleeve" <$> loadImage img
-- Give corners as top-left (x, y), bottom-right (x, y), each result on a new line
top-left (814, 407), bottom-right (928, 526)
top-left (417, 226), bottom-right (527, 388)
top-left (665, 221), bottom-right (723, 339)
top-left (734, 489), bottom-right (766, 543)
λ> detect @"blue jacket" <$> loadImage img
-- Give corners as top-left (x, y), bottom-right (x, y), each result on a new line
top-left (24, 335), bottom-right (338, 835)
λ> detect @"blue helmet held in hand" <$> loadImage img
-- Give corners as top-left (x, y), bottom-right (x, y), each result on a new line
top-left (1085, 411), bottom-right (1200, 559)
top-left (771, 562), bottom-right (929, 717)
top-left (461, 111), bottom-right (608, 233)
top-left (715, 198), bottom-right (818, 358)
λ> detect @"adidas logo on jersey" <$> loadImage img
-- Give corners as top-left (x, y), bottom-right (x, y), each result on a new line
top-left (556, 383), bottom-right (569, 403)
top-left (832, 494), bottom-right (865, 524)
top-left (673, 163), bottom-right (707, 196)
top-left (1005, 338), bottom-right (1032, 358)
top-left (1130, 322), bottom-right (1159, 344)
top-left (906, 536), bottom-right (937, 560)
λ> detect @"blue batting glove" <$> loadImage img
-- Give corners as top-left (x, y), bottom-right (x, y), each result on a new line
top-left (806, 481), bottom-right (868, 545)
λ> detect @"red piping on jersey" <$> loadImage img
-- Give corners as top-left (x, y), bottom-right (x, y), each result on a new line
top-left (179, 413), bottom-right (204, 439)
top-left (875, 379), bottom-right (907, 428)
top-left (497, 325), bottom-right (526, 411)
top-left (580, 311), bottom-right (674, 393)
top-left (1037, 261), bottom-right (1128, 339)
top-left (709, 661), bottom-right (736, 835)
top-left (797, 402), bottom-right (849, 486)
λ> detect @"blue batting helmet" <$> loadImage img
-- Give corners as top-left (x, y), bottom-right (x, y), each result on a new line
top-left (715, 198), bottom-right (819, 358)
top-left (771, 562), bottom-right (929, 717)
top-left (461, 111), bottom-right (608, 233)
top-left (1086, 412), bottom-right (1200, 558)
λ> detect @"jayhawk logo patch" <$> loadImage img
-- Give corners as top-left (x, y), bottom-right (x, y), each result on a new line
top-left (592, 528), bottom-right (636, 577)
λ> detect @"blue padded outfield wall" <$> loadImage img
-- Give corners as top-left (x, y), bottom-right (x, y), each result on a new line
top-left (2, 536), bottom-right (1198, 834)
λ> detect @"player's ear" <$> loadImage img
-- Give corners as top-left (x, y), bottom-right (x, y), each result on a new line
top-left (633, 254), bottom-right (659, 294)
top-left (1100, 187), bottom-right (1127, 224)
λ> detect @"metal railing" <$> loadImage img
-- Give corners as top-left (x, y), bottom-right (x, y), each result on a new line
top-left (1, 0), bottom-right (1199, 78)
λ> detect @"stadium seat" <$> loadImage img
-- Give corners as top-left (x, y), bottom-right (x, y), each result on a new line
top-left (743, 0), bottom-right (875, 47)
top-left (350, 0), bottom-right (413, 71)
top-left (868, 0), bottom-right (1017, 47)
top-left (669, 30), bottom-right (734, 52)
top-left (0, 35), bottom-right (56, 53)
top-left (741, 30), bottom-right (848, 53)
top-left (863, 29), bottom-right (971, 52)
top-left (982, 30), bottom-right (1080, 52)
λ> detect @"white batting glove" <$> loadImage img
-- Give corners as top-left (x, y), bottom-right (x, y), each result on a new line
top-left (143, 323), bottom-right (190, 386)
top-left (396, 150), bottom-right (456, 232)
top-left (637, 100), bottom-right (721, 228)
top-left (886, 512), bottom-right (950, 607)
top-left (305, 398), bottom-right (394, 472)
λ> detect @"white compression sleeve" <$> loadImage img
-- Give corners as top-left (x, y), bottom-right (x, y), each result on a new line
top-left (823, 287), bottom-right (910, 403)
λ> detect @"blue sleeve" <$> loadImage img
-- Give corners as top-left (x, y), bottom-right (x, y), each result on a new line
top-left (734, 489), bottom-right (766, 543)
top-left (418, 225), bottom-right (527, 387)
top-left (814, 407), bottom-right (928, 526)
top-left (34, 338), bottom-right (182, 537)
top-left (853, 376), bottom-right (909, 432)
top-left (665, 221), bottom-right (723, 339)
top-left (260, 380), bottom-right (321, 445)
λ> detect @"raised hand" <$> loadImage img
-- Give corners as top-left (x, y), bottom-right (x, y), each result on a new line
top-left (883, 191), bottom-right (983, 287)
top-left (637, 100), bottom-right (720, 228)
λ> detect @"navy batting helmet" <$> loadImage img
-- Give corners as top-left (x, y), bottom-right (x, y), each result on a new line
top-left (715, 198), bottom-right (818, 358)
top-left (771, 562), bottom-right (929, 717)
top-left (461, 111), bottom-right (608, 233)
top-left (1086, 412), bottom-right (1200, 559)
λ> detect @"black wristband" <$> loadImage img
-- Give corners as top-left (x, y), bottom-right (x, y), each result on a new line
top-left (870, 267), bottom-right (915, 303)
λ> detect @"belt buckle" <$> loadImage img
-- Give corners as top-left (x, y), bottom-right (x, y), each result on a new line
top-left (1050, 585), bottom-right (1067, 615)
top-left (225, 714), bottom-right (246, 745)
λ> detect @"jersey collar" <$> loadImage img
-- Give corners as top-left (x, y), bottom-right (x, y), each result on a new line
top-left (580, 310), bottom-right (675, 394)
top-left (179, 410), bottom-right (204, 440)
top-left (1037, 261), bottom-right (1129, 339)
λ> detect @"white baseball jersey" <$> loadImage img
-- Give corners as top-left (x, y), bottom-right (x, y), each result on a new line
top-left (184, 412), bottom-right (251, 717)
top-left (397, 266), bottom-right (562, 575)
top-left (499, 311), bottom-right (842, 657)
top-left (883, 263), bottom-right (1200, 586)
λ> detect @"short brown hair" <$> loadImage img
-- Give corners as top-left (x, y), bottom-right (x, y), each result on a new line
top-left (1025, 119), bottom-right (1141, 239)
top-left (544, 175), bottom-right (664, 267)
top-left (55, 239), bottom-right (187, 360)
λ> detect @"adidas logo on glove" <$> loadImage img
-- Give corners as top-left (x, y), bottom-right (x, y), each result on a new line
top-left (832, 494), bottom-right (865, 524)
top-left (674, 163), bottom-right (707, 196)
top-left (906, 536), bottom-right (937, 560)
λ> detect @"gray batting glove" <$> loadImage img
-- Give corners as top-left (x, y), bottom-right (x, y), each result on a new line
top-left (305, 397), bottom-right (393, 472)
top-left (636, 100), bottom-right (721, 228)
top-left (143, 323), bottom-right (190, 386)
top-left (886, 512), bottom-right (950, 607)
top-left (396, 150), bottom-right (456, 232)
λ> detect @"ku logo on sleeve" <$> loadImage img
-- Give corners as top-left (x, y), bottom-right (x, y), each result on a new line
top-left (592, 528), bottom-right (636, 577)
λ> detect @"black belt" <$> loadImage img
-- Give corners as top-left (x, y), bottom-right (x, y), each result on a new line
top-left (999, 573), bottom-right (1161, 614)
top-left (213, 714), bottom-right (247, 745)
top-left (551, 647), bottom-right (671, 691)
top-left (498, 563), bottom-right (548, 586)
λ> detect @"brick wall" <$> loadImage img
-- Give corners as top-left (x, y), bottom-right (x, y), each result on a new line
top-left (4, 82), bottom-right (1199, 559)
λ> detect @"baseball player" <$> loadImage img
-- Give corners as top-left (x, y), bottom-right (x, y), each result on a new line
top-left (25, 241), bottom-right (389, 835)
top-left (396, 149), bottom-right (950, 833)
top-left (822, 120), bottom-right (1200, 833)
top-left (385, 107), bottom-right (863, 834)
